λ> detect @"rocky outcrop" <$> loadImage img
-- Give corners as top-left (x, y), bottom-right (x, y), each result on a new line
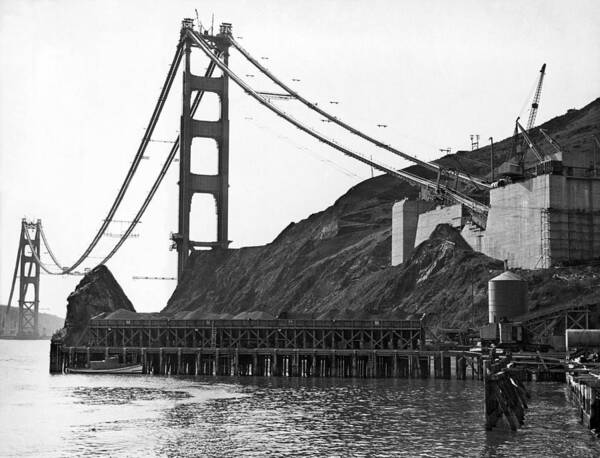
top-left (62, 265), bottom-right (135, 345)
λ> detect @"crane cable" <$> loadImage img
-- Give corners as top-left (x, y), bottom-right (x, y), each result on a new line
top-left (39, 39), bottom-right (185, 274)
top-left (228, 36), bottom-right (491, 191)
top-left (188, 30), bottom-right (489, 216)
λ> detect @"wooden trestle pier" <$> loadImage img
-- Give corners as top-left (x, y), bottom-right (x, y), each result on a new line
top-left (50, 318), bottom-right (484, 379)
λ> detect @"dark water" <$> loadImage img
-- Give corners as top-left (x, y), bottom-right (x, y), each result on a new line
top-left (1, 341), bottom-right (599, 457)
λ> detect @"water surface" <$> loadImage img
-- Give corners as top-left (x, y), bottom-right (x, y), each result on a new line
top-left (1, 340), bottom-right (598, 457)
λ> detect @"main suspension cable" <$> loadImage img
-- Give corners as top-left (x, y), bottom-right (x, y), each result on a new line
top-left (98, 54), bottom-right (223, 265)
top-left (228, 36), bottom-right (491, 191)
top-left (42, 38), bottom-right (185, 274)
top-left (189, 30), bottom-right (488, 216)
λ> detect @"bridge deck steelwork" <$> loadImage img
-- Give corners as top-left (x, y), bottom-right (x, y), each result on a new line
top-left (85, 319), bottom-right (424, 351)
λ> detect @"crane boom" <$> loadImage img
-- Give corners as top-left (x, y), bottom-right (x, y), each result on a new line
top-left (516, 119), bottom-right (544, 163)
top-left (539, 128), bottom-right (563, 156)
top-left (526, 63), bottom-right (546, 131)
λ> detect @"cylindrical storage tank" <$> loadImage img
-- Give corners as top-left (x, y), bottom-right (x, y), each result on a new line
top-left (488, 271), bottom-right (527, 323)
top-left (566, 330), bottom-right (600, 351)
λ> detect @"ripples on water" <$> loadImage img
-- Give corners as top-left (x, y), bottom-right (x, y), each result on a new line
top-left (1, 341), bottom-right (599, 457)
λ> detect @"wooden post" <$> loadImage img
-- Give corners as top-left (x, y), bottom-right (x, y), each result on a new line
top-left (233, 349), bottom-right (239, 376)
top-left (442, 353), bottom-right (451, 379)
top-left (290, 352), bottom-right (297, 377)
top-left (271, 351), bottom-right (277, 376)
top-left (457, 355), bottom-right (466, 380)
top-left (419, 356), bottom-right (429, 378)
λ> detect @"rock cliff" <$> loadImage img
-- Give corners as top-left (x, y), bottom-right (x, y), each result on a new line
top-left (61, 265), bottom-right (135, 345)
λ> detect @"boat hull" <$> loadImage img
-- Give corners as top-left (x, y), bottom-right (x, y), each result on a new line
top-left (65, 364), bottom-right (143, 374)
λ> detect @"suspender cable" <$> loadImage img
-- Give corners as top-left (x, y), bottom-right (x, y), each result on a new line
top-left (188, 31), bottom-right (489, 216)
top-left (228, 36), bottom-right (491, 191)
top-left (42, 39), bottom-right (185, 274)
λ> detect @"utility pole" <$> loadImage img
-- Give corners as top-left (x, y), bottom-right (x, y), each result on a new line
top-left (489, 137), bottom-right (495, 182)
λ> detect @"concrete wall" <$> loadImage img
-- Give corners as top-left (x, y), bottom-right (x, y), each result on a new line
top-left (414, 204), bottom-right (464, 248)
top-left (482, 174), bottom-right (600, 268)
top-left (547, 175), bottom-right (600, 263)
top-left (461, 222), bottom-right (484, 252)
top-left (391, 175), bottom-right (600, 270)
top-left (391, 199), bottom-right (435, 266)
top-left (483, 175), bottom-right (549, 269)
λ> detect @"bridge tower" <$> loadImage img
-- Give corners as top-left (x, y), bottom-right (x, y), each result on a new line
top-left (18, 219), bottom-right (41, 337)
top-left (173, 19), bottom-right (232, 280)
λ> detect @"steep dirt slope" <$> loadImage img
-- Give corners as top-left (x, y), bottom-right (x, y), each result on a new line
top-left (164, 98), bottom-right (600, 329)
top-left (166, 176), bottom-right (420, 319)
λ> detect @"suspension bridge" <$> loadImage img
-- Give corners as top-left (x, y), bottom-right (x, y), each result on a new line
top-left (2, 19), bottom-right (490, 339)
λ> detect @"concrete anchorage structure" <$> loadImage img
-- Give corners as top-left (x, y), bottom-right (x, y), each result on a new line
top-left (392, 147), bottom-right (600, 268)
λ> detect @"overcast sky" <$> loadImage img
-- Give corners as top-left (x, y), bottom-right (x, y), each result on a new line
top-left (1, 0), bottom-right (599, 319)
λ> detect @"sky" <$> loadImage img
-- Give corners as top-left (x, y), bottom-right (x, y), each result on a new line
top-left (1, 0), bottom-right (599, 319)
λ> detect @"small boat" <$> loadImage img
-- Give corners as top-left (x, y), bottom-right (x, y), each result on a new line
top-left (66, 356), bottom-right (143, 374)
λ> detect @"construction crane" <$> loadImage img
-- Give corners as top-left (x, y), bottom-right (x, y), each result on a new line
top-left (516, 118), bottom-right (544, 163)
top-left (539, 128), bottom-right (564, 156)
top-left (526, 63), bottom-right (546, 131)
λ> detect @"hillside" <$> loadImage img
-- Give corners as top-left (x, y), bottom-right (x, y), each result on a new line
top-left (163, 97), bottom-right (600, 330)
top-left (1, 305), bottom-right (64, 338)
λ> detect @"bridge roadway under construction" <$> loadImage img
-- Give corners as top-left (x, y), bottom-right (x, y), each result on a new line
top-left (50, 318), bottom-right (487, 380)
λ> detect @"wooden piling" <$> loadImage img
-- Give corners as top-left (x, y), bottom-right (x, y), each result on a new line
top-left (484, 360), bottom-right (530, 431)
